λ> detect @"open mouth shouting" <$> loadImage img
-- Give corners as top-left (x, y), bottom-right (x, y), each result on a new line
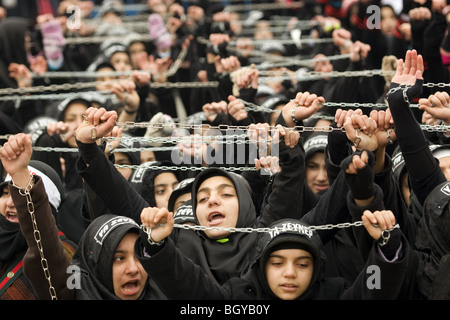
top-left (5, 210), bottom-right (19, 223)
top-left (207, 211), bottom-right (225, 226)
top-left (120, 279), bottom-right (142, 298)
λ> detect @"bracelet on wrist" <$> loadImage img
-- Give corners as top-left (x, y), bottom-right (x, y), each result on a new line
top-left (291, 102), bottom-right (299, 124)
top-left (377, 224), bottom-right (399, 247)
top-left (11, 174), bottom-right (34, 192)
top-left (143, 226), bottom-right (165, 246)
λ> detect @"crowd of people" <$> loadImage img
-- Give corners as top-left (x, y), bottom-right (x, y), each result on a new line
top-left (0, 0), bottom-right (450, 303)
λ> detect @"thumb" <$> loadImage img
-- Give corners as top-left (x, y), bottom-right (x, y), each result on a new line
top-left (228, 95), bottom-right (236, 102)
top-left (360, 149), bottom-right (369, 164)
top-left (251, 71), bottom-right (259, 88)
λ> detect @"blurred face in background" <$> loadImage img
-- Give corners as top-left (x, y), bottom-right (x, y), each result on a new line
top-left (96, 65), bottom-right (116, 91)
top-left (64, 102), bottom-right (89, 147)
top-left (128, 41), bottom-right (147, 69)
top-left (305, 151), bottom-right (330, 195)
top-left (110, 52), bottom-right (132, 77)
top-left (380, 6), bottom-right (397, 37)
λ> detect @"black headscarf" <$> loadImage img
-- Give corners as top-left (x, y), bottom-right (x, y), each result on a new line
top-left (129, 161), bottom-right (181, 207)
top-left (251, 219), bottom-right (325, 299)
top-left (0, 160), bottom-right (64, 269)
top-left (0, 215), bottom-right (27, 270)
top-left (415, 181), bottom-right (450, 299)
top-left (174, 168), bottom-right (257, 285)
top-left (0, 17), bottom-right (30, 88)
top-left (71, 214), bottom-right (165, 300)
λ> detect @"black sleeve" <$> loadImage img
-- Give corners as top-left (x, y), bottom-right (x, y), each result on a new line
top-left (327, 60), bottom-right (378, 106)
top-left (347, 183), bottom-right (386, 261)
top-left (257, 114), bottom-right (308, 227)
top-left (373, 154), bottom-right (417, 243)
top-left (136, 235), bottom-right (231, 300)
top-left (300, 168), bottom-right (351, 245)
top-left (76, 140), bottom-right (149, 224)
top-left (341, 230), bottom-right (413, 300)
top-left (325, 122), bottom-right (353, 184)
top-left (32, 132), bottom-right (66, 181)
top-left (387, 80), bottom-right (446, 204)
top-left (422, 12), bottom-right (448, 86)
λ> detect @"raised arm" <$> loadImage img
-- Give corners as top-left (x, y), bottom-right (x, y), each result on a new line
top-left (0, 133), bottom-right (73, 300)
top-left (387, 49), bottom-right (446, 205)
top-left (136, 207), bottom-right (230, 299)
top-left (75, 107), bottom-right (149, 223)
top-left (257, 92), bottom-right (326, 225)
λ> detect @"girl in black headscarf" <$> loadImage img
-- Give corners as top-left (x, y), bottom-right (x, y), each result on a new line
top-left (136, 211), bottom-right (414, 300)
top-left (2, 133), bottom-right (166, 300)
top-left (0, 17), bottom-right (46, 133)
top-left (74, 93), bottom-right (357, 287)
top-left (0, 17), bottom-right (30, 88)
top-left (0, 135), bottom-right (76, 300)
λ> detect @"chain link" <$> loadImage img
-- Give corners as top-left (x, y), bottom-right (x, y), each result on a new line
top-left (13, 177), bottom-right (57, 300)
top-left (3, 120), bottom-right (450, 156)
top-left (115, 163), bottom-right (257, 172)
top-left (142, 220), bottom-right (364, 235)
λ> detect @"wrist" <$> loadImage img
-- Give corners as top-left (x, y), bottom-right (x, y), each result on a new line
top-left (123, 108), bottom-right (137, 115)
top-left (140, 228), bottom-right (165, 254)
top-left (354, 195), bottom-right (374, 207)
top-left (377, 224), bottom-right (400, 247)
top-left (282, 101), bottom-right (299, 127)
top-left (11, 172), bottom-right (34, 191)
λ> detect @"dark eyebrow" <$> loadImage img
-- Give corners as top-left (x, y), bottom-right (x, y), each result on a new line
top-left (269, 254), bottom-right (313, 261)
top-left (198, 183), bottom-right (235, 194)
top-left (218, 183), bottom-right (236, 190)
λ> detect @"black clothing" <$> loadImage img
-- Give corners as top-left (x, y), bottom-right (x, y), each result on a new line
top-left (136, 213), bottom-right (415, 300)
top-left (387, 79), bottom-right (446, 206)
top-left (32, 133), bottom-right (82, 192)
top-left (9, 176), bottom-right (77, 300)
top-left (14, 176), bottom-right (164, 300)
top-left (415, 181), bottom-right (450, 299)
top-left (72, 214), bottom-right (165, 300)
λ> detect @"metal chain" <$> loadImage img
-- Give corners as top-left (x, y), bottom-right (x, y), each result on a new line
top-left (252, 53), bottom-right (351, 70)
top-left (3, 119), bottom-right (450, 154)
top-left (0, 80), bottom-right (219, 98)
top-left (223, 1), bottom-right (304, 12)
top-left (0, 66), bottom-right (446, 98)
top-left (0, 91), bottom-right (116, 103)
top-left (142, 220), bottom-right (364, 236)
top-left (13, 176), bottom-right (57, 300)
top-left (115, 163), bottom-right (257, 172)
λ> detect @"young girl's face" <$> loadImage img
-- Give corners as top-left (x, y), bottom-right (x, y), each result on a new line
top-left (110, 52), bottom-right (132, 75)
top-left (112, 233), bottom-right (148, 300)
top-left (0, 186), bottom-right (18, 223)
top-left (380, 6), bottom-right (397, 37)
top-left (154, 172), bottom-right (179, 209)
top-left (195, 175), bottom-right (239, 239)
top-left (64, 102), bottom-right (88, 147)
top-left (305, 152), bottom-right (330, 195)
top-left (114, 152), bottom-right (134, 181)
top-left (265, 248), bottom-right (314, 300)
